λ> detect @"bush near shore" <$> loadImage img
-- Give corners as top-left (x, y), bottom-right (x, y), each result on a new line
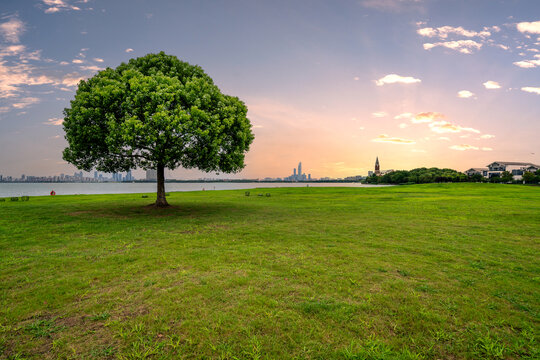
top-left (364, 167), bottom-right (540, 185)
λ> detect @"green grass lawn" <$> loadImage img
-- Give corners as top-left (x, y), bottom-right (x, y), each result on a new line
top-left (0, 183), bottom-right (538, 359)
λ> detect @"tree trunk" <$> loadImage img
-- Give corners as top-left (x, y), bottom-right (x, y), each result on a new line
top-left (155, 164), bottom-right (169, 207)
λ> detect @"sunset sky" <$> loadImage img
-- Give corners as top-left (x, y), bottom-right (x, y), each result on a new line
top-left (0, 0), bottom-right (539, 179)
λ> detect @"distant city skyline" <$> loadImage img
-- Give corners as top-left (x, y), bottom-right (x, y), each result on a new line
top-left (0, 1), bottom-right (539, 179)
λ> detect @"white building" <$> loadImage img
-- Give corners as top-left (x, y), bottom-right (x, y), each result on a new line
top-left (464, 167), bottom-right (488, 177)
top-left (486, 162), bottom-right (540, 180)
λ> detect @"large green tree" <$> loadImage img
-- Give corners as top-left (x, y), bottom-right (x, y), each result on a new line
top-left (63, 52), bottom-right (254, 207)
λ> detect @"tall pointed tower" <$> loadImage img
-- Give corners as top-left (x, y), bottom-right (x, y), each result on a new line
top-left (375, 156), bottom-right (380, 175)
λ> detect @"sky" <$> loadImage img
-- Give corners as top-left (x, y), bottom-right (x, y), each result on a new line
top-left (0, 0), bottom-right (539, 180)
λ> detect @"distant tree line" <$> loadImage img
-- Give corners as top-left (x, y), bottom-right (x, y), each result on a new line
top-left (364, 167), bottom-right (467, 184)
top-left (364, 167), bottom-right (540, 185)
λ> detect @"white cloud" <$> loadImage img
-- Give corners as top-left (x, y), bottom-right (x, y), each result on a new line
top-left (42, 0), bottom-right (81, 13)
top-left (45, 7), bottom-right (61, 13)
top-left (513, 59), bottom-right (540, 68)
top-left (449, 144), bottom-right (479, 151)
top-left (417, 27), bottom-right (437, 37)
top-left (21, 50), bottom-right (42, 61)
top-left (480, 134), bottom-right (495, 139)
top-left (372, 134), bottom-right (416, 144)
top-left (72, 59), bottom-right (83, 64)
top-left (372, 111), bottom-right (388, 118)
top-left (44, 117), bottom-right (63, 125)
top-left (353, 76), bottom-right (360, 81)
top-left (0, 61), bottom-right (57, 97)
top-left (125, 48), bottom-right (134, 53)
top-left (399, 123), bottom-right (409, 129)
top-left (0, 44), bottom-right (26, 58)
top-left (417, 25), bottom-right (491, 39)
top-left (429, 121), bottom-right (480, 134)
top-left (361, 0), bottom-right (423, 12)
top-left (61, 73), bottom-right (85, 87)
top-left (516, 21), bottom-right (540, 35)
top-left (93, 58), bottom-right (104, 62)
top-left (521, 86), bottom-right (540, 95)
top-left (0, 15), bottom-right (25, 43)
top-left (423, 40), bottom-right (482, 54)
top-left (494, 44), bottom-right (510, 51)
top-left (80, 65), bottom-right (103, 71)
top-left (394, 112), bottom-right (413, 120)
top-left (483, 81), bottom-right (501, 89)
top-left (457, 90), bottom-right (474, 98)
top-left (12, 97), bottom-right (40, 109)
top-left (375, 74), bottom-right (421, 86)
top-left (482, 147), bottom-right (493, 151)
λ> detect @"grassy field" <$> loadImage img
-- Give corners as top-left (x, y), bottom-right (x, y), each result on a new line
top-left (0, 183), bottom-right (538, 359)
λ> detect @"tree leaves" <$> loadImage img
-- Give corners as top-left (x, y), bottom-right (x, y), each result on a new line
top-left (62, 52), bottom-right (254, 174)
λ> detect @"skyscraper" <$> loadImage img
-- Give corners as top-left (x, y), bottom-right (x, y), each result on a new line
top-left (286, 161), bottom-right (308, 181)
top-left (146, 169), bottom-right (157, 181)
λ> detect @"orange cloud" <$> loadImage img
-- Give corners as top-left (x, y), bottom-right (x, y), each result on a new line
top-left (483, 81), bottom-right (501, 89)
top-left (411, 112), bottom-right (445, 123)
top-left (372, 134), bottom-right (416, 144)
top-left (449, 144), bottom-right (479, 151)
top-left (12, 97), bottom-right (40, 109)
top-left (43, 117), bottom-right (63, 125)
top-left (521, 87), bottom-right (540, 95)
top-left (372, 111), bottom-right (388, 118)
top-left (429, 121), bottom-right (480, 134)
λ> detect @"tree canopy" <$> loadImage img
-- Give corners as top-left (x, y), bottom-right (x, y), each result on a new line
top-left (364, 167), bottom-right (468, 184)
top-left (63, 52), bottom-right (254, 206)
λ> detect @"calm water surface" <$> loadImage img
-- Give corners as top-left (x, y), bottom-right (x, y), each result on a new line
top-left (0, 182), bottom-right (388, 197)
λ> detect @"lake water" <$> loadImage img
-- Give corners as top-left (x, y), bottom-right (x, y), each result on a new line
top-left (0, 182), bottom-right (389, 197)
